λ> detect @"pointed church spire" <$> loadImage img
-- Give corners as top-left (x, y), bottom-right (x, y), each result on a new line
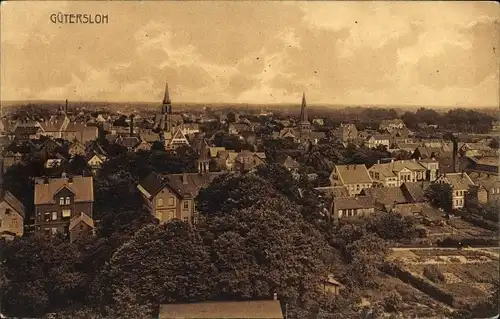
top-left (163, 82), bottom-right (171, 104)
top-left (300, 92), bottom-right (307, 122)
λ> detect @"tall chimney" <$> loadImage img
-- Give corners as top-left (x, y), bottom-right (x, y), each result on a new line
top-left (182, 173), bottom-right (188, 185)
top-left (452, 138), bottom-right (458, 173)
top-left (129, 114), bottom-right (135, 137)
top-left (65, 99), bottom-right (68, 115)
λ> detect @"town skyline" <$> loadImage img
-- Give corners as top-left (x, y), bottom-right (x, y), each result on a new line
top-left (1, 1), bottom-right (499, 107)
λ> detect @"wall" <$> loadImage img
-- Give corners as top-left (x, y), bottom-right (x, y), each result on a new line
top-left (0, 200), bottom-right (23, 236)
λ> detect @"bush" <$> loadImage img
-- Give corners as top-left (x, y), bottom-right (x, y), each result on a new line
top-left (423, 265), bottom-right (445, 283)
top-left (383, 291), bottom-right (403, 313)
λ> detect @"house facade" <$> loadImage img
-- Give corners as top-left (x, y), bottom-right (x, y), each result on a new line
top-left (34, 175), bottom-right (94, 236)
top-left (368, 159), bottom-right (430, 187)
top-left (137, 171), bottom-right (222, 224)
top-left (366, 135), bottom-right (390, 149)
top-left (435, 172), bottom-right (475, 209)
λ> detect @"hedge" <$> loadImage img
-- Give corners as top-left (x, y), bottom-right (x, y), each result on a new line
top-left (461, 215), bottom-right (499, 232)
top-left (436, 237), bottom-right (499, 247)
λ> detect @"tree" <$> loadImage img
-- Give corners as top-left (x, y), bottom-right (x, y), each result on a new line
top-left (102, 221), bottom-right (214, 308)
top-left (425, 183), bottom-right (453, 214)
top-left (1, 234), bottom-right (86, 317)
top-left (205, 201), bottom-right (330, 309)
top-left (366, 211), bottom-right (417, 241)
top-left (196, 173), bottom-right (282, 216)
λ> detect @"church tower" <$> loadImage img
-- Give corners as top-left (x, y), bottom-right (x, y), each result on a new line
top-left (162, 82), bottom-right (172, 133)
top-left (297, 92), bottom-right (312, 141)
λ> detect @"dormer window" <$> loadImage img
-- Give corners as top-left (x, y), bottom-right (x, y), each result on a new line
top-left (59, 197), bottom-right (65, 205)
top-left (65, 197), bottom-right (71, 205)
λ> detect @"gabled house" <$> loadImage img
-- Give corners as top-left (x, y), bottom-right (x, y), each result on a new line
top-left (335, 123), bottom-right (358, 142)
top-left (0, 159), bottom-right (25, 239)
top-left (434, 172), bottom-right (475, 209)
top-left (34, 174), bottom-right (94, 237)
top-left (116, 136), bottom-right (141, 151)
top-left (278, 155), bottom-right (300, 173)
top-left (467, 172), bottom-right (500, 204)
top-left (68, 140), bottom-right (86, 157)
top-left (329, 164), bottom-right (373, 196)
top-left (379, 119), bottom-right (406, 131)
top-left (234, 150), bottom-right (266, 172)
top-left (69, 212), bottom-right (95, 243)
top-left (137, 171), bottom-right (222, 224)
top-left (366, 134), bottom-right (391, 149)
top-left (86, 152), bottom-right (107, 172)
top-left (214, 150), bottom-right (239, 171)
top-left (37, 115), bottom-right (71, 139)
top-left (164, 127), bottom-right (190, 150)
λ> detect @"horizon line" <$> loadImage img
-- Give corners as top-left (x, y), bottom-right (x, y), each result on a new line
top-left (1, 100), bottom-right (498, 110)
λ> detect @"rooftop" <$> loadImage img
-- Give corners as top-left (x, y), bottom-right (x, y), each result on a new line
top-left (159, 300), bottom-right (284, 319)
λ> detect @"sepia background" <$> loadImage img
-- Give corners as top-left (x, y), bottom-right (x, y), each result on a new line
top-left (1, 1), bottom-right (499, 107)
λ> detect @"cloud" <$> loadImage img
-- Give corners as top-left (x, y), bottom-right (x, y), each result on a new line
top-left (1, 1), bottom-right (498, 108)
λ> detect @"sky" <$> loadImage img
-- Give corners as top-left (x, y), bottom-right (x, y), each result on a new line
top-left (1, 1), bottom-right (499, 108)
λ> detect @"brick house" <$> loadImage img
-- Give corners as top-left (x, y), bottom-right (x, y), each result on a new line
top-left (34, 174), bottom-right (94, 237)
top-left (137, 171), bottom-right (222, 224)
top-left (434, 172), bottom-right (475, 209)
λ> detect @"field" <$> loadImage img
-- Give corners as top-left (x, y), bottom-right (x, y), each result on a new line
top-left (357, 272), bottom-right (453, 318)
top-left (387, 248), bottom-right (499, 308)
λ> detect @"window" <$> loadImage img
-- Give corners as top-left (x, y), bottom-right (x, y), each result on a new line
top-left (62, 209), bottom-right (71, 218)
top-left (51, 212), bottom-right (58, 220)
top-left (44, 212), bottom-right (51, 222)
top-left (183, 201), bottom-right (189, 210)
top-left (51, 228), bottom-right (58, 235)
top-left (157, 198), bottom-right (164, 207)
top-left (183, 216), bottom-right (189, 223)
top-left (5, 209), bottom-right (11, 215)
top-left (168, 198), bottom-right (174, 206)
top-left (59, 197), bottom-right (65, 205)
top-left (0, 220), bottom-right (2, 228)
top-left (11, 219), bottom-right (18, 228)
top-left (65, 197), bottom-right (71, 205)
top-left (80, 224), bottom-right (84, 230)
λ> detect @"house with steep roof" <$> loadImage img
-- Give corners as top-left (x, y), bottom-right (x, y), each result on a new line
top-left (0, 158), bottom-right (25, 239)
top-left (335, 123), bottom-right (358, 142)
top-left (365, 134), bottom-right (391, 149)
top-left (379, 119), bottom-right (406, 131)
top-left (401, 181), bottom-right (431, 203)
top-left (137, 171), bottom-right (222, 224)
top-left (435, 172), bottom-right (475, 209)
top-left (329, 164), bottom-right (373, 196)
top-left (69, 212), bottom-right (95, 243)
top-left (467, 172), bottom-right (500, 204)
top-left (234, 150), bottom-right (266, 172)
top-left (277, 155), bottom-right (300, 173)
top-left (368, 159), bottom-right (430, 187)
top-left (214, 150), bottom-right (239, 171)
top-left (34, 174), bottom-right (94, 237)
top-left (68, 140), bottom-right (86, 157)
top-left (163, 127), bottom-right (190, 150)
top-left (86, 151), bottom-right (107, 173)
top-left (158, 300), bottom-right (284, 319)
